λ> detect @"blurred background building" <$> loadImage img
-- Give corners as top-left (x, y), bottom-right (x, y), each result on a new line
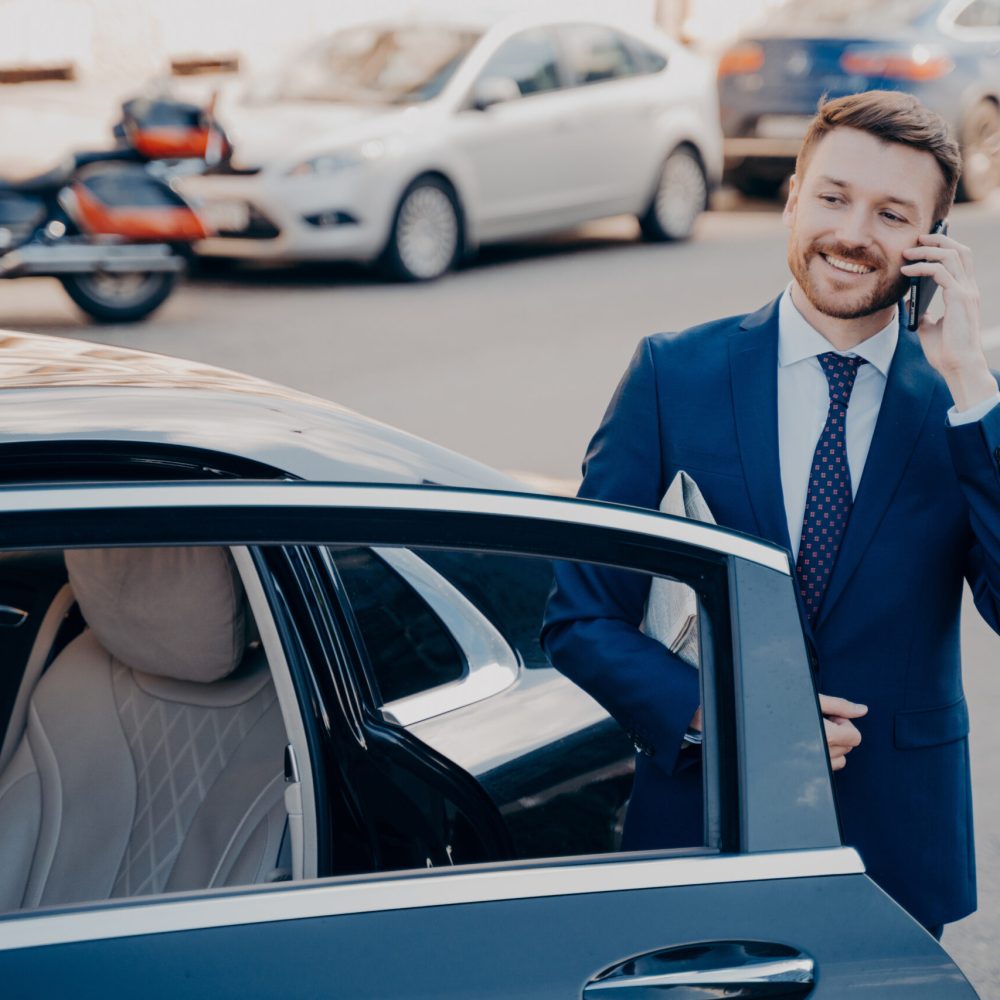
top-left (0, 0), bottom-right (784, 176)
top-left (0, 0), bottom-right (783, 86)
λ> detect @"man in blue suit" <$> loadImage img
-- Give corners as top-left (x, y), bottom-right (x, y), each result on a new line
top-left (542, 90), bottom-right (999, 937)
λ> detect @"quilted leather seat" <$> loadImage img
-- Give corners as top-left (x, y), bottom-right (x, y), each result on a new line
top-left (0, 546), bottom-right (288, 911)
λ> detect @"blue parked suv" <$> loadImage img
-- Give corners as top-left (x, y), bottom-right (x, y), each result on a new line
top-left (718, 0), bottom-right (1000, 200)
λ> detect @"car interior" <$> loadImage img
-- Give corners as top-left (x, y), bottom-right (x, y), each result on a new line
top-left (0, 544), bottom-right (310, 913)
top-left (0, 525), bottom-right (653, 916)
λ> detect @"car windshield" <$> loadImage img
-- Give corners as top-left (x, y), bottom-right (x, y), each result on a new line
top-left (272, 24), bottom-right (482, 104)
top-left (771, 0), bottom-right (938, 28)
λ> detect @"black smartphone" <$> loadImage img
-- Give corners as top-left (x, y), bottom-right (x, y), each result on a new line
top-left (906, 219), bottom-right (948, 332)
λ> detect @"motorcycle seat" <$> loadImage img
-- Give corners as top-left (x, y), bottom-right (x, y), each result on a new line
top-left (0, 160), bottom-right (74, 196)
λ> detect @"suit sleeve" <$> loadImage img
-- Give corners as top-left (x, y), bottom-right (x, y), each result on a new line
top-left (541, 336), bottom-right (701, 776)
top-left (948, 399), bottom-right (1000, 634)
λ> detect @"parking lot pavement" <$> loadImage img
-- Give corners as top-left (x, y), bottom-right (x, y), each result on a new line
top-left (3, 191), bottom-right (1000, 995)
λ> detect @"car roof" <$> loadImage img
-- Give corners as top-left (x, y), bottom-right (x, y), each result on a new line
top-left (745, 0), bottom-right (946, 36)
top-left (317, 10), bottom-right (669, 43)
top-left (0, 329), bottom-right (521, 490)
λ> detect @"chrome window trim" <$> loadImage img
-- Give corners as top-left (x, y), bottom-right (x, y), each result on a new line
top-left (0, 483), bottom-right (791, 574)
top-left (0, 847), bottom-right (862, 953)
top-left (374, 547), bottom-right (520, 727)
top-left (229, 546), bottom-right (319, 879)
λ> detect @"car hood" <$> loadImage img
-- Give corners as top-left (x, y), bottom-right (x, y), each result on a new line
top-left (219, 100), bottom-right (417, 171)
top-left (0, 329), bottom-right (523, 491)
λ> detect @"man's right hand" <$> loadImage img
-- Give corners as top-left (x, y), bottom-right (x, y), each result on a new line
top-left (819, 694), bottom-right (868, 771)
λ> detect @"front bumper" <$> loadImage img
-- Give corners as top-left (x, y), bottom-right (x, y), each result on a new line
top-left (178, 166), bottom-right (395, 263)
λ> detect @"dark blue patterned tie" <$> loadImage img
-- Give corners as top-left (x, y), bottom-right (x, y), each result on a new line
top-left (796, 352), bottom-right (867, 624)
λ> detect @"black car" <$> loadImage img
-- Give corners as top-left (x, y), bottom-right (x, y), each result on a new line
top-left (0, 330), bottom-right (979, 997)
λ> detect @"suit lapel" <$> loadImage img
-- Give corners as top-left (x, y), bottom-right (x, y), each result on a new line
top-left (815, 323), bottom-right (937, 628)
top-left (729, 299), bottom-right (792, 553)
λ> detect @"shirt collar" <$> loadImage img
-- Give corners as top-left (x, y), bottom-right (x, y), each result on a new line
top-left (777, 283), bottom-right (897, 377)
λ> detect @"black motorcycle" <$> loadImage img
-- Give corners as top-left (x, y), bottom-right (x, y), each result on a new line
top-left (0, 98), bottom-right (229, 324)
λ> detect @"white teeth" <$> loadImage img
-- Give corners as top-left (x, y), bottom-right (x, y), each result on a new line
top-left (823, 254), bottom-right (873, 275)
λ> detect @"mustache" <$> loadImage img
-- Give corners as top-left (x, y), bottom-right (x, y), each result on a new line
top-left (808, 241), bottom-right (886, 271)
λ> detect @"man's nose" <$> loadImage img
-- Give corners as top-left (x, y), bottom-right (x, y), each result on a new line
top-left (835, 208), bottom-right (874, 248)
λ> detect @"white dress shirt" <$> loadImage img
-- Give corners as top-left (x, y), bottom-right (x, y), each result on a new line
top-left (777, 287), bottom-right (1000, 560)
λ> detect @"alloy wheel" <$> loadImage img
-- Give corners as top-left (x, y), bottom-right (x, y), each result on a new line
top-left (394, 183), bottom-right (460, 281)
top-left (960, 101), bottom-right (1000, 202)
top-left (643, 148), bottom-right (707, 242)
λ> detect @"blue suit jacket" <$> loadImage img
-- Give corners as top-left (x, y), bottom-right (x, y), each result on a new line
top-left (542, 297), bottom-right (1000, 929)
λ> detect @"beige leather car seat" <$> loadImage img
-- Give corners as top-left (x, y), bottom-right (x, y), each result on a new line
top-left (0, 546), bottom-right (288, 912)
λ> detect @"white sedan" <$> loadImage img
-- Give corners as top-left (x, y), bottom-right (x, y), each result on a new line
top-left (179, 13), bottom-right (723, 281)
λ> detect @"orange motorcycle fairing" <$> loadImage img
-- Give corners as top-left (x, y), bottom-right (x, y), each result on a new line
top-left (70, 180), bottom-right (208, 242)
top-left (127, 125), bottom-right (220, 161)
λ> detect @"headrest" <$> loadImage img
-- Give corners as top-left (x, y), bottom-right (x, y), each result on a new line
top-left (64, 546), bottom-right (248, 683)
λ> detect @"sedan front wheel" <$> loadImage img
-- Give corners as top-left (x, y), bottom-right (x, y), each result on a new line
top-left (383, 177), bottom-right (462, 282)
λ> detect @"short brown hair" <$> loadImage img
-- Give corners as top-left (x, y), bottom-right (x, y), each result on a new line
top-left (796, 90), bottom-right (962, 222)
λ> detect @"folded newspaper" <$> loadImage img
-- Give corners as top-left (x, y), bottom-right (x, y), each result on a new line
top-left (640, 470), bottom-right (715, 668)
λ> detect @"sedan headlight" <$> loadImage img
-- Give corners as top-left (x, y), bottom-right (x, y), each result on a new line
top-left (287, 139), bottom-right (386, 177)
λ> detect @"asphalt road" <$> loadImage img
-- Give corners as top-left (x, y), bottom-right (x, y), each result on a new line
top-left (3, 192), bottom-right (1000, 994)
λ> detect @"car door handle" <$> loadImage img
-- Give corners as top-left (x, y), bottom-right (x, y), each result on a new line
top-left (583, 941), bottom-right (814, 998)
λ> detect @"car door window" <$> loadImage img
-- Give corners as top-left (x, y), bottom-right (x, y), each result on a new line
top-left (329, 546), bottom-right (466, 703)
top-left (954, 0), bottom-right (1000, 28)
top-left (0, 483), bottom-right (839, 878)
top-left (560, 24), bottom-right (641, 86)
top-left (334, 546), bottom-right (698, 860)
top-left (418, 547), bottom-right (554, 668)
top-left (629, 37), bottom-right (668, 75)
top-left (476, 28), bottom-right (562, 96)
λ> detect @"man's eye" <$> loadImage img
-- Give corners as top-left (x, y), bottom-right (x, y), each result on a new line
top-left (819, 194), bottom-right (842, 205)
top-left (881, 212), bottom-right (906, 224)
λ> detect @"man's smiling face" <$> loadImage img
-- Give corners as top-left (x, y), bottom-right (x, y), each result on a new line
top-left (783, 127), bottom-right (942, 320)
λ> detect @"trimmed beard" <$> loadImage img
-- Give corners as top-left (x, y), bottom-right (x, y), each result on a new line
top-left (788, 237), bottom-right (909, 320)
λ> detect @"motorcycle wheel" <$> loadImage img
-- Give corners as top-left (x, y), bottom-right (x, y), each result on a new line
top-left (59, 270), bottom-right (178, 324)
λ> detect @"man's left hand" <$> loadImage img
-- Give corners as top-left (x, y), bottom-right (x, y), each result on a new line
top-left (901, 231), bottom-right (996, 411)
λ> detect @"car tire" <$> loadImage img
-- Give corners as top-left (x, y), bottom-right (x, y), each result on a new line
top-left (730, 168), bottom-right (787, 201)
top-left (957, 99), bottom-right (1000, 203)
top-left (382, 176), bottom-right (462, 282)
top-left (187, 255), bottom-right (237, 278)
top-left (60, 270), bottom-right (178, 324)
top-left (638, 146), bottom-right (708, 243)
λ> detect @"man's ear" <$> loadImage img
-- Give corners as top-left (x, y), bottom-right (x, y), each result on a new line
top-left (782, 174), bottom-right (799, 228)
